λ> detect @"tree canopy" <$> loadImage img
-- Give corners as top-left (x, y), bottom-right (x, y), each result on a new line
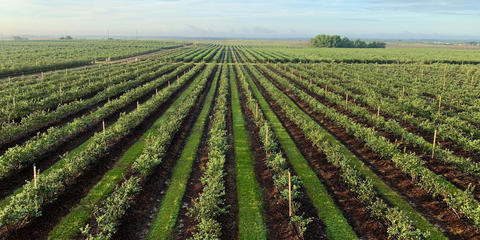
top-left (310, 34), bottom-right (385, 48)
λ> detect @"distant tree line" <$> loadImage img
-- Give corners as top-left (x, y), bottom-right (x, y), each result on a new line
top-left (466, 41), bottom-right (480, 46)
top-left (310, 34), bottom-right (386, 48)
top-left (12, 36), bottom-right (29, 41)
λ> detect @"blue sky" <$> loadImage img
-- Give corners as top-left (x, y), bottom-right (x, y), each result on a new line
top-left (1, 0), bottom-right (479, 39)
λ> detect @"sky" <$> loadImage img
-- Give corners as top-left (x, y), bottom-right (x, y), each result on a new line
top-left (0, 0), bottom-right (479, 40)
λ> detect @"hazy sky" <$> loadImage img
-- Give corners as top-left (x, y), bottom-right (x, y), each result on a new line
top-left (1, 0), bottom-right (479, 39)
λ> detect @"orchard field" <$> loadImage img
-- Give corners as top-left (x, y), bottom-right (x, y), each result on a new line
top-left (0, 40), bottom-right (480, 240)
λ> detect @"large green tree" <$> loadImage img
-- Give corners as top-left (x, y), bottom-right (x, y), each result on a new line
top-left (310, 34), bottom-right (385, 48)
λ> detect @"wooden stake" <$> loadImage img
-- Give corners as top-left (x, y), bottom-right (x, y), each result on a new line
top-left (431, 129), bottom-right (437, 158)
top-left (137, 101), bottom-right (140, 109)
top-left (265, 125), bottom-right (269, 147)
top-left (33, 164), bottom-right (38, 210)
top-left (155, 88), bottom-right (158, 95)
top-left (288, 171), bottom-right (292, 217)
top-left (168, 81), bottom-right (171, 87)
top-left (377, 105), bottom-right (380, 119)
top-left (33, 164), bottom-right (37, 190)
top-left (438, 95), bottom-right (442, 109)
top-left (402, 86), bottom-right (405, 97)
top-left (471, 75), bottom-right (475, 86)
top-left (102, 120), bottom-right (105, 135)
top-left (345, 94), bottom-right (349, 110)
top-left (437, 95), bottom-right (442, 114)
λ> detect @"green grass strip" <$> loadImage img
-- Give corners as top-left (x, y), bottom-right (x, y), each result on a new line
top-left (47, 67), bottom-right (205, 240)
top-left (147, 66), bottom-right (220, 240)
top-left (230, 69), bottom-right (267, 240)
top-left (241, 66), bottom-right (357, 240)
top-left (250, 65), bottom-right (447, 239)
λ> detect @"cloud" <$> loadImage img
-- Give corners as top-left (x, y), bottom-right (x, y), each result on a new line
top-left (364, 0), bottom-right (480, 15)
top-left (0, 0), bottom-right (478, 38)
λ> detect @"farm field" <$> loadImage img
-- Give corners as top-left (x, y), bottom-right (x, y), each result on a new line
top-left (0, 41), bottom-right (480, 240)
top-left (0, 40), bottom-right (188, 77)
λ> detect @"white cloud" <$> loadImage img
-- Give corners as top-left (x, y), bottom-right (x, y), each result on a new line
top-left (0, 0), bottom-right (478, 38)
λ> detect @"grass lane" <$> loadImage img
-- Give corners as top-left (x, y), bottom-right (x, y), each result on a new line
top-left (230, 67), bottom-right (267, 240)
top-left (238, 64), bottom-right (357, 240)
top-left (147, 65), bottom-right (220, 240)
